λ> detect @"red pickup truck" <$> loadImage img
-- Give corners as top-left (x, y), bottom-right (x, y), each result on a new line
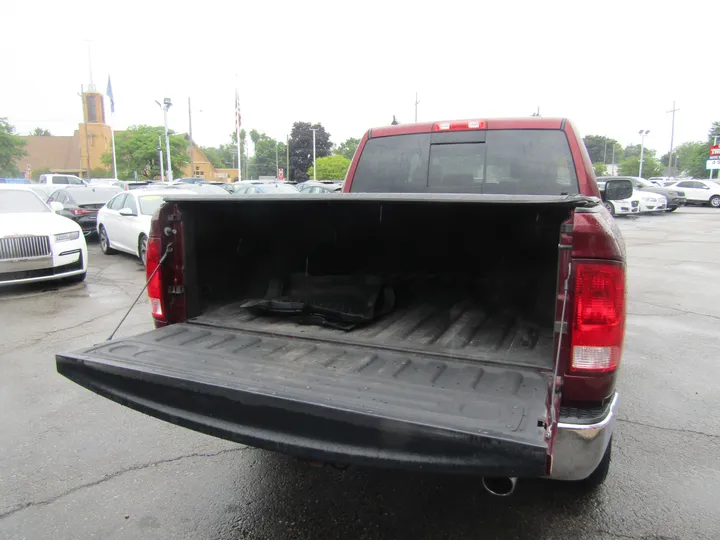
top-left (57, 117), bottom-right (632, 496)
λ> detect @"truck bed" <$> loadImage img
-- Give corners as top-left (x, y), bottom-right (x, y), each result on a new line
top-left (194, 294), bottom-right (555, 369)
top-left (57, 323), bottom-right (552, 475)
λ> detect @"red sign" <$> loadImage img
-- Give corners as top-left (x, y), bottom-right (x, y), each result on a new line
top-left (710, 145), bottom-right (720, 157)
top-left (277, 168), bottom-right (284, 181)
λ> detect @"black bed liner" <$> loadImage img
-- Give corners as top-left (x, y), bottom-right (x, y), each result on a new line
top-left (195, 298), bottom-right (555, 369)
top-left (57, 323), bottom-right (553, 475)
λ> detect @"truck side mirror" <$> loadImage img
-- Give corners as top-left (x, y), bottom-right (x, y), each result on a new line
top-left (604, 179), bottom-right (633, 201)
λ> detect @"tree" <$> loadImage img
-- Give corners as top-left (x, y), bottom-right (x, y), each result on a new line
top-left (307, 154), bottom-right (350, 180)
top-left (90, 167), bottom-right (113, 178)
top-left (102, 125), bottom-right (189, 180)
top-left (0, 117), bottom-right (27, 177)
top-left (583, 135), bottom-right (621, 164)
top-left (334, 137), bottom-right (360, 160)
top-left (249, 132), bottom-right (287, 178)
top-left (618, 154), bottom-right (663, 178)
top-left (288, 122), bottom-right (332, 181)
top-left (31, 127), bottom-right (52, 136)
top-left (708, 121), bottom-right (720, 143)
top-left (33, 167), bottom-right (51, 180)
top-left (673, 141), bottom-right (711, 179)
top-left (623, 144), bottom-right (655, 160)
top-left (201, 129), bottom-right (247, 170)
top-left (593, 162), bottom-right (607, 177)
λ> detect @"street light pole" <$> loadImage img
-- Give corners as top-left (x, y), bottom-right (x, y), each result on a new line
top-left (158, 135), bottom-right (164, 183)
top-left (667, 101), bottom-right (680, 174)
top-left (638, 130), bottom-right (650, 178)
top-left (156, 98), bottom-right (173, 182)
top-left (188, 97), bottom-right (195, 178)
top-left (310, 127), bottom-right (318, 181)
top-left (275, 140), bottom-right (279, 179)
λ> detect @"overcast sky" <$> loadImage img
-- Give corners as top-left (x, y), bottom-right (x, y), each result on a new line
top-left (3, 0), bottom-right (717, 156)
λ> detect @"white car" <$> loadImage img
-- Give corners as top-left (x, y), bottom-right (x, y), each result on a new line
top-left (37, 174), bottom-right (87, 186)
top-left (636, 190), bottom-right (667, 212)
top-left (667, 179), bottom-right (720, 208)
top-left (97, 188), bottom-right (194, 265)
top-left (0, 186), bottom-right (88, 286)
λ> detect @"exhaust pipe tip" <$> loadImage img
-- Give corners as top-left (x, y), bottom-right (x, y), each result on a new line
top-left (482, 476), bottom-right (518, 497)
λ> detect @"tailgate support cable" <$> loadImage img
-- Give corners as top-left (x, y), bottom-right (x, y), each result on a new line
top-left (547, 261), bottom-right (571, 440)
top-left (106, 242), bottom-right (174, 341)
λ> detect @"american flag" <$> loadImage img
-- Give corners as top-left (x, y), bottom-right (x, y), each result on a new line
top-left (235, 89), bottom-right (242, 131)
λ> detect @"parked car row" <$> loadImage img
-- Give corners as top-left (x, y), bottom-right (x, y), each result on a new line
top-left (597, 175), bottom-right (720, 215)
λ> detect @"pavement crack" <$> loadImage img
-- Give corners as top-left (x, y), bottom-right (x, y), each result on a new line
top-left (617, 418), bottom-right (719, 439)
top-left (631, 300), bottom-right (720, 322)
top-left (0, 447), bottom-right (247, 521)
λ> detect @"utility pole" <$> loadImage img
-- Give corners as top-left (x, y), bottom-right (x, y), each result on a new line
top-left (275, 140), bottom-right (279, 179)
top-left (667, 101), bottom-right (680, 174)
top-left (188, 97), bottom-right (195, 177)
top-left (286, 135), bottom-right (290, 181)
top-left (414, 92), bottom-right (420, 122)
top-left (603, 140), bottom-right (609, 164)
top-left (611, 144), bottom-right (616, 175)
top-left (310, 126), bottom-right (318, 181)
top-left (158, 135), bottom-right (165, 183)
top-left (638, 130), bottom-right (650, 178)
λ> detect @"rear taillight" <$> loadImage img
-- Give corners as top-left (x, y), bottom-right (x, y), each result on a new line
top-left (70, 208), bottom-right (93, 215)
top-left (146, 236), bottom-right (164, 320)
top-left (432, 119), bottom-right (487, 132)
top-left (570, 262), bottom-right (625, 373)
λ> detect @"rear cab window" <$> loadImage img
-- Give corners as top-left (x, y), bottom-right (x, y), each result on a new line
top-left (350, 129), bottom-right (578, 195)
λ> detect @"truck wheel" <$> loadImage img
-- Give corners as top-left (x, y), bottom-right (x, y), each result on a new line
top-left (99, 226), bottom-right (116, 255)
top-left (709, 195), bottom-right (720, 208)
top-left (576, 437), bottom-right (612, 490)
top-left (603, 202), bottom-right (615, 216)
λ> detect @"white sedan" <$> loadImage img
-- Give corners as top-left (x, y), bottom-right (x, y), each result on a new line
top-left (667, 179), bottom-right (720, 208)
top-left (0, 186), bottom-right (88, 286)
top-left (636, 190), bottom-right (667, 212)
top-left (97, 188), bottom-right (194, 265)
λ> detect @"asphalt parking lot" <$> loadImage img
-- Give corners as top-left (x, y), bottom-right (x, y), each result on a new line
top-left (1, 208), bottom-right (719, 540)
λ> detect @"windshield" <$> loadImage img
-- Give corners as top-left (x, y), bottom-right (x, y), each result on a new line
top-left (138, 195), bottom-right (166, 215)
top-left (0, 189), bottom-right (50, 213)
top-left (351, 130), bottom-right (578, 195)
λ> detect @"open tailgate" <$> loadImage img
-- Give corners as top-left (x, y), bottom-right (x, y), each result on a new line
top-left (57, 323), bottom-right (554, 475)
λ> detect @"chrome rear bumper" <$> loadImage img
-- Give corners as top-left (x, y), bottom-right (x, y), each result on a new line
top-left (549, 393), bottom-right (618, 480)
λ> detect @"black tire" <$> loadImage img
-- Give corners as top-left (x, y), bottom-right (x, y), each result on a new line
top-left (575, 437), bottom-right (612, 490)
top-left (603, 201), bottom-right (615, 216)
top-left (99, 226), bottom-right (116, 255)
top-left (709, 195), bottom-right (720, 208)
top-left (138, 234), bottom-right (148, 267)
top-left (665, 207), bottom-right (678, 212)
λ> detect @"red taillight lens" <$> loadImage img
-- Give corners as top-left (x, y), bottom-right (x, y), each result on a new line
top-left (70, 208), bottom-right (93, 215)
top-left (570, 262), bottom-right (625, 373)
top-left (146, 236), bottom-right (165, 320)
top-left (432, 120), bottom-right (487, 132)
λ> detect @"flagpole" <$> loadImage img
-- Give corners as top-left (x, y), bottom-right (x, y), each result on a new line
top-left (235, 88), bottom-right (242, 182)
top-left (106, 75), bottom-right (118, 179)
top-left (110, 124), bottom-right (118, 179)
